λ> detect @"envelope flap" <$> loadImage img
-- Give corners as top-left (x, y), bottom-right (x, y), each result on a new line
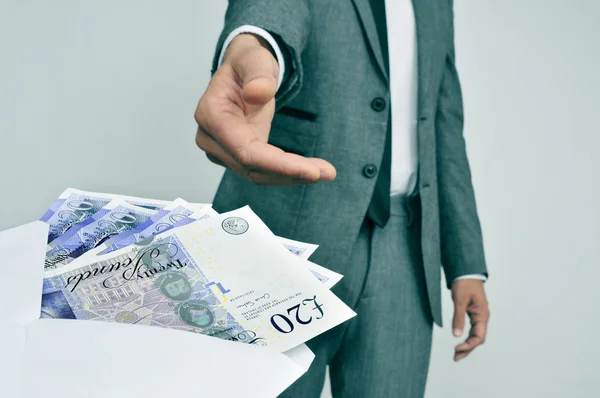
top-left (21, 319), bottom-right (306, 398)
top-left (0, 322), bottom-right (27, 398)
top-left (0, 221), bottom-right (48, 324)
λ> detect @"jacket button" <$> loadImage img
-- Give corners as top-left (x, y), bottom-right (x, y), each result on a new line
top-left (371, 97), bottom-right (386, 112)
top-left (363, 164), bottom-right (378, 178)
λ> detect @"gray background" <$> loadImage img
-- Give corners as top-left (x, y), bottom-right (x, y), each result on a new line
top-left (1, 1), bottom-right (598, 397)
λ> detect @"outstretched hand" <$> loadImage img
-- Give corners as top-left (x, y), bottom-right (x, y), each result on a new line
top-left (195, 33), bottom-right (336, 186)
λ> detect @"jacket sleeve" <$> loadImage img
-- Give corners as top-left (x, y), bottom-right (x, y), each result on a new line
top-left (435, 3), bottom-right (488, 286)
top-left (210, 0), bottom-right (310, 108)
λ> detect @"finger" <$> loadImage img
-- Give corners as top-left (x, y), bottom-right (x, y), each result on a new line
top-left (454, 338), bottom-right (476, 362)
top-left (469, 319), bottom-right (487, 347)
top-left (454, 351), bottom-right (469, 362)
top-left (238, 140), bottom-right (331, 181)
top-left (231, 45), bottom-right (279, 105)
top-left (197, 127), bottom-right (326, 186)
top-left (307, 158), bottom-right (337, 181)
top-left (245, 169), bottom-right (324, 186)
top-left (454, 339), bottom-right (479, 362)
top-left (212, 122), bottom-right (325, 181)
top-left (455, 334), bottom-right (483, 353)
top-left (216, 128), bottom-right (337, 182)
top-left (460, 300), bottom-right (489, 348)
top-left (452, 298), bottom-right (468, 337)
top-left (226, 130), bottom-right (336, 182)
top-left (454, 321), bottom-right (487, 357)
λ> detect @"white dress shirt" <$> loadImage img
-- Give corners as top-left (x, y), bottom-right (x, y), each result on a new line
top-left (217, 1), bottom-right (486, 283)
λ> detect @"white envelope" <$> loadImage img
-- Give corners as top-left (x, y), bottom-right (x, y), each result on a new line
top-left (0, 222), bottom-right (313, 398)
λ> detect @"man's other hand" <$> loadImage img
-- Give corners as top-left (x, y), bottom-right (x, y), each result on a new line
top-left (195, 33), bottom-right (336, 186)
top-left (451, 279), bottom-right (490, 361)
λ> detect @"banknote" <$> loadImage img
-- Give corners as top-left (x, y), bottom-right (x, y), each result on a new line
top-left (79, 217), bottom-right (341, 290)
top-left (43, 191), bottom-right (338, 288)
top-left (77, 206), bottom-right (341, 289)
top-left (41, 188), bottom-right (171, 243)
top-left (44, 199), bottom-right (157, 270)
top-left (40, 228), bottom-right (336, 322)
top-left (83, 198), bottom-right (217, 259)
top-left (275, 238), bottom-right (342, 288)
top-left (277, 236), bottom-right (319, 260)
top-left (303, 261), bottom-right (343, 289)
top-left (41, 206), bottom-right (356, 352)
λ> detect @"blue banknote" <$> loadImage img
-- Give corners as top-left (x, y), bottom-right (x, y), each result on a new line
top-left (44, 199), bottom-right (157, 270)
top-left (40, 206), bottom-right (356, 352)
top-left (97, 202), bottom-right (213, 255)
top-left (41, 188), bottom-right (170, 243)
top-left (42, 191), bottom-right (113, 243)
top-left (41, 234), bottom-right (250, 343)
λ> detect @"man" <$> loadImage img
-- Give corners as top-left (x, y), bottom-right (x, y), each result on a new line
top-left (195, 0), bottom-right (490, 396)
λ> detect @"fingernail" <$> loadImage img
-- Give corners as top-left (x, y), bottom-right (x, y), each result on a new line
top-left (319, 171), bottom-right (331, 180)
top-left (453, 329), bottom-right (462, 337)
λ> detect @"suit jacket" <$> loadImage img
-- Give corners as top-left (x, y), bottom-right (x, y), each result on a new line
top-left (209, 0), bottom-right (488, 326)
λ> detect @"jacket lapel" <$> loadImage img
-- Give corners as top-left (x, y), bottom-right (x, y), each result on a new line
top-left (350, 0), bottom-right (389, 83)
top-left (351, 0), bottom-right (442, 110)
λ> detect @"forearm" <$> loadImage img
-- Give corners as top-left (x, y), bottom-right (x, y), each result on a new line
top-left (435, 6), bottom-right (488, 286)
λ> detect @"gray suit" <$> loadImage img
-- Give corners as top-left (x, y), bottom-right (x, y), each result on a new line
top-left (210, 0), bottom-right (488, 395)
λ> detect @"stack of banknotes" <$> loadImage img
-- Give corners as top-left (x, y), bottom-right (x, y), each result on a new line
top-left (39, 188), bottom-right (355, 352)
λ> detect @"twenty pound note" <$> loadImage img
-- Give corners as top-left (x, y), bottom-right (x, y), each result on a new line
top-left (42, 206), bottom-right (356, 352)
top-left (44, 199), bottom-right (157, 270)
top-left (75, 198), bottom-right (216, 262)
top-left (41, 187), bottom-right (170, 243)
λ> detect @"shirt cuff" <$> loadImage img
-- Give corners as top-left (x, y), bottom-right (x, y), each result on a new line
top-left (453, 274), bottom-right (488, 282)
top-left (217, 25), bottom-right (285, 92)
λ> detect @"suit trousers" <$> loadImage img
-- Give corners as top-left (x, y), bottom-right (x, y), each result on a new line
top-left (280, 195), bottom-right (434, 398)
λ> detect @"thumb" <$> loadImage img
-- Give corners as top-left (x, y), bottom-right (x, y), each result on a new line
top-left (229, 39), bottom-right (279, 106)
top-left (452, 298), bottom-right (468, 337)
